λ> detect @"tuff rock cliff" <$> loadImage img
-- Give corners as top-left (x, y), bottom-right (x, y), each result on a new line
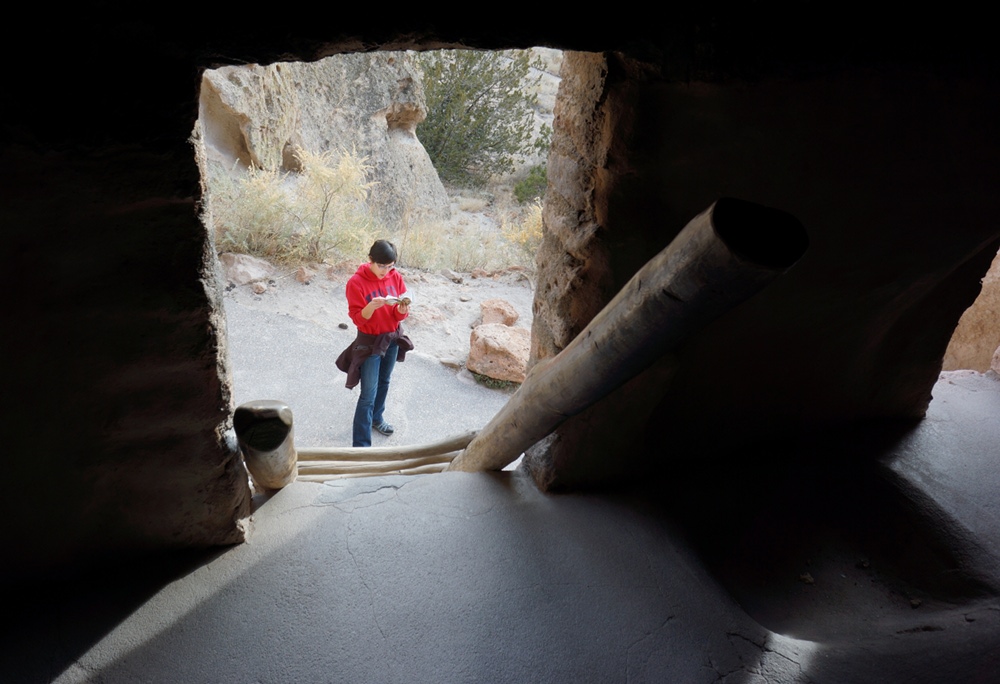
top-left (197, 51), bottom-right (450, 231)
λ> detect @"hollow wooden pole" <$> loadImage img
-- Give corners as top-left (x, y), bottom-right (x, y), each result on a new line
top-left (446, 198), bottom-right (808, 473)
top-left (234, 399), bottom-right (298, 491)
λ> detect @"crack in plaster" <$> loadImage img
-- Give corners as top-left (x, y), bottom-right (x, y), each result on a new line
top-left (316, 479), bottom-right (409, 512)
top-left (707, 654), bottom-right (742, 681)
top-left (723, 631), bottom-right (810, 683)
top-left (624, 615), bottom-right (676, 683)
top-left (344, 517), bottom-right (388, 648)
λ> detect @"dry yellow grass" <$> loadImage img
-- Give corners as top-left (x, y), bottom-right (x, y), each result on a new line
top-left (206, 147), bottom-right (383, 264)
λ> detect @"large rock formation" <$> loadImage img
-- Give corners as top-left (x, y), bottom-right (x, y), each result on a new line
top-left (198, 52), bottom-right (450, 231)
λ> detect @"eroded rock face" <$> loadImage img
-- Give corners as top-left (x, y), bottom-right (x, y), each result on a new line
top-left (524, 50), bottom-right (1000, 490)
top-left (467, 323), bottom-right (530, 383)
top-left (943, 247), bottom-right (1000, 371)
top-left (198, 53), bottom-right (450, 229)
top-left (530, 51), bottom-right (614, 365)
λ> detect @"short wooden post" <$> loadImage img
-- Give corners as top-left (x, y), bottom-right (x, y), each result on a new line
top-left (234, 400), bottom-right (298, 491)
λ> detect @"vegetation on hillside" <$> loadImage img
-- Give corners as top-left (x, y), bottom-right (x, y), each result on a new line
top-left (203, 49), bottom-right (557, 271)
top-left (417, 49), bottom-right (550, 188)
top-left (207, 147), bottom-right (381, 265)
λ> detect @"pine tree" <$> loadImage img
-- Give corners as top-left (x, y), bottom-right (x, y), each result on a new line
top-left (417, 50), bottom-right (543, 187)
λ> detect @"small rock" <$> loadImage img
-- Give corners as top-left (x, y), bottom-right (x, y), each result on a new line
top-left (296, 266), bottom-right (315, 284)
top-left (252, 282), bottom-right (268, 295)
top-left (439, 357), bottom-right (464, 369)
top-left (471, 268), bottom-right (490, 279)
top-left (441, 268), bottom-right (463, 284)
top-left (460, 295), bottom-right (472, 302)
top-left (798, 572), bottom-right (815, 585)
top-left (910, 598), bottom-right (923, 608)
top-left (338, 322), bottom-right (348, 330)
top-left (480, 298), bottom-right (519, 326)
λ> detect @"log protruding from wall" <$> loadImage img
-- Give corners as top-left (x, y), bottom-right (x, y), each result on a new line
top-left (449, 199), bottom-right (808, 473)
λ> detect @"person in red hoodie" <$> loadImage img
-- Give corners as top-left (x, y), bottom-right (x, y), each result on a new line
top-left (336, 239), bottom-right (414, 446)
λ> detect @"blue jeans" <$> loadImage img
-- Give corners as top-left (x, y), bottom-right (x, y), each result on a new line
top-left (352, 342), bottom-right (398, 447)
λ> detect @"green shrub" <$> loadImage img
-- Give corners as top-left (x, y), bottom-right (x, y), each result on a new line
top-left (470, 371), bottom-right (521, 391)
top-left (417, 50), bottom-right (544, 187)
top-left (513, 165), bottom-right (547, 203)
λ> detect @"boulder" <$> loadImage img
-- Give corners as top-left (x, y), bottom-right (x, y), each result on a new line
top-left (219, 252), bottom-right (276, 285)
top-left (467, 324), bottom-right (530, 383)
top-left (480, 298), bottom-right (519, 326)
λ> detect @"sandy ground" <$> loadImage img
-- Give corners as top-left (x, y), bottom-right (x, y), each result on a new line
top-left (220, 264), bottom-right (536, 449)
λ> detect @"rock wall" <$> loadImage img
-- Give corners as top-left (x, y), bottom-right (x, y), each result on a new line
top-left (198, 52), bottom-right (450, 231)
top-left (2, 10), bottom-right (1000, 578)
top-left (2, 147), bottom-right (251, 575)
top-left (525, 51), bottom-right (1000, 489)
top-left (943, 247), bottom-right (1000, 371)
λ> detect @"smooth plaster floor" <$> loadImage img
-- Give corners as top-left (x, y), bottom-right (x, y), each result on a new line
top-left (3, 373), bottom-right (999, 684)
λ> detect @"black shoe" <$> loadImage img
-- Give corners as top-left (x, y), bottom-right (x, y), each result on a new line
top-left (374, 421), bottom-right (395, 435)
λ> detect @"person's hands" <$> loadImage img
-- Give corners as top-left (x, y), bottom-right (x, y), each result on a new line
top-left (397, 301), bottom-right (409, 315)
top-left (362, 297), bottom-right (388, 319)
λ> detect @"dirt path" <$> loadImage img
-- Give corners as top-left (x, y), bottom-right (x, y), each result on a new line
top-left (220, 265), bottom-right (536, 448)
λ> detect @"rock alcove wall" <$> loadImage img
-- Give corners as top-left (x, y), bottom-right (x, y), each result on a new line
top-left (2, 13), bottom-right (999, 578)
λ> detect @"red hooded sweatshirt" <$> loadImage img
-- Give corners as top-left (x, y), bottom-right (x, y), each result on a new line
top-left (346, 263), bottom-right (409, 335)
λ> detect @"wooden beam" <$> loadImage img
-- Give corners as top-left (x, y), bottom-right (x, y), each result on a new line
top-left (296, 452), bottom-right (460, 474)
top-left (446, 199), bottom-right (808, 472)
top-left (296, 431), bottom-right (477, 461)
top-left (297, 462), bottom-right (450, 482)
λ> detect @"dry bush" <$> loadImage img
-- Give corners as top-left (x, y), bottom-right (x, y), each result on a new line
top-left (457, 196), bottom-right (489, 212)
top-left (397, 221), bottom-right (528, 272)
top-left (207, 147), bottom-right (382, 264)
top-left (500, 200), bottom-right (543, 259)
top-left (291, 148), bottom-right (382, 262)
